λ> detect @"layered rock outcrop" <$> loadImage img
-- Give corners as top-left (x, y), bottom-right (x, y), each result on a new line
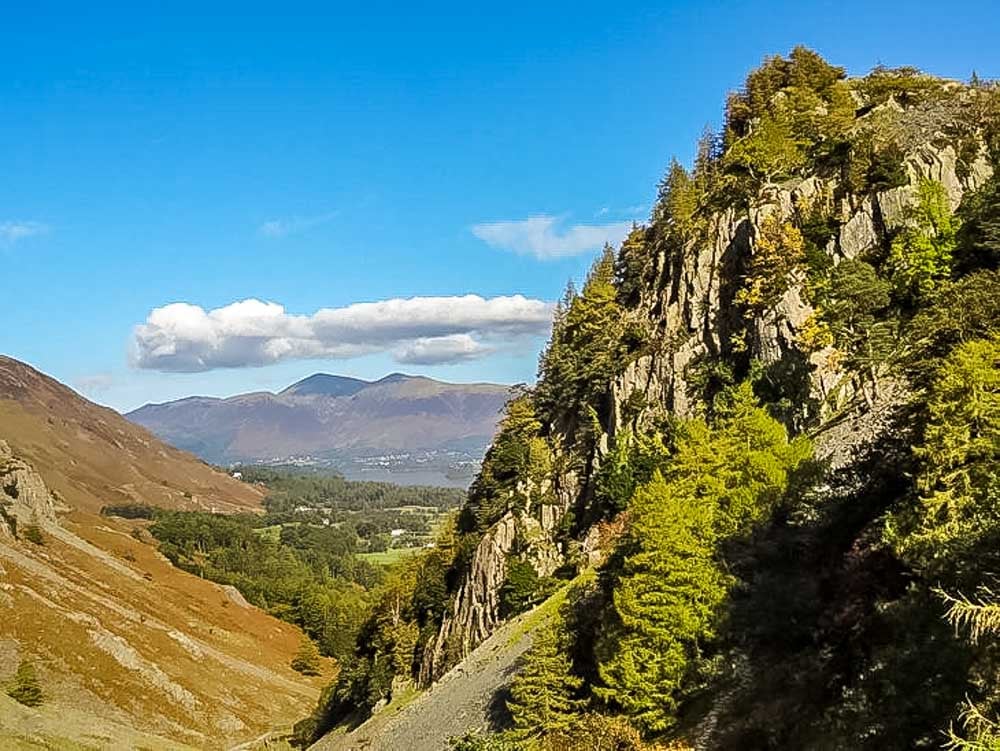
top-left (421, 90), bottom-right (996, 681)
top-left (0, 440), bottom-right (60, 539)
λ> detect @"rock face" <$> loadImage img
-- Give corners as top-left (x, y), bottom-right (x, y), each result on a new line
top-left (0, 439), bottom-right (59, 539)
top-left (423, 93), bottom-right (995, 679)
top-left (421, 466), bottom-right (579, 684)
top-left (620, 145), bottom-right (992, 432)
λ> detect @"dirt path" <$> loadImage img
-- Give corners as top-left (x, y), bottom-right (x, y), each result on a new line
top-left (311, 614), bottom-right (536, 751)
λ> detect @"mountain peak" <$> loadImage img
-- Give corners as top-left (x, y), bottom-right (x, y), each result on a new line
top-left (279, 373), bottom-right (370, 397)
top-left (375, 372), bottom-right (420, 385)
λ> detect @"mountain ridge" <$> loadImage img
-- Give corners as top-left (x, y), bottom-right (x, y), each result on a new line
top-left (127, 371), bottom-right (513, 465)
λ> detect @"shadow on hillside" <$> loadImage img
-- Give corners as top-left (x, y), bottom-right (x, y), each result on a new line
top-left (484, 648), bottom-right (528, 732)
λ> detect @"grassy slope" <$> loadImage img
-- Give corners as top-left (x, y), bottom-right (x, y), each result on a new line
top-left (0, 357), bottom-right (327, 747)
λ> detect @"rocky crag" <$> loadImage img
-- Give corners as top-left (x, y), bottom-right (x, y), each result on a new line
top-left (420, 68), bottom-right (997, 684)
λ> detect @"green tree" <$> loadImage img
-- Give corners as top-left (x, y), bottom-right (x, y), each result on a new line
top-left (887, 335), bottom-right (1000, 584)
top-left (955, 175), bottom-right (1000, 273)
top-left (653, 159), bottom-right (699, 234)
top-left (507, 619), bottom-right (584, 741)
top-left (595, 470), bottom-right (727, 732)
top-left (6, 659), bottom-right (43, 707)
top-left (905, 271), bottom-right (1000, 391)
top-left (725, 107), bottom-right (807, 183)
top-left (462, 394), bottom-right (549, 533)
top-left (536, 247), bottom-right (627, 430)
top-left (595, 384), bottom-right (811, 733)
top-left (818, 258), bottom-right (895, 403)
top-left (887, 179), bottom-right (960, 303)
top-left (736, 213), bottom-right (807, 313)
top-left (939, 589), bottom-right (1000, 750)
top-left (500, 558), bottom-right (543, 617)
top-left (291, 638), bottom-right (322, 676)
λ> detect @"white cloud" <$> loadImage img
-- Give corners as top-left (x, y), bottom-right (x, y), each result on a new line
top-left (131, 295), bottom-right (554, 372)
top-left (258, 211), bottom-right (337, 238)
top-left (74, 373), bottom-right (114, 396)
top-left (395, 334), bottom-right (493, 365)
top-left (0, 221), bottom-right (48, 243)
top-left (472, 215), bottom-right (633, 259)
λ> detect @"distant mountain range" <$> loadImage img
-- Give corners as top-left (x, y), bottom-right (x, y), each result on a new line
top-left (126, 372), bottom-right (513, 467)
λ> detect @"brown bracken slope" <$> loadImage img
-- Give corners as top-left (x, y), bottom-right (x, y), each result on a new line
top-left (0, 355), bottom-right (325, 749)
top-left (0, 355), bottom-right (263, 515)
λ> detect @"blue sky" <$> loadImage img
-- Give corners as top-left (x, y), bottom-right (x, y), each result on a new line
top-left (3, 1), bottom-right (998, 412)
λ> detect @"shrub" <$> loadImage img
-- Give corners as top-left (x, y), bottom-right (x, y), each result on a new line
top-left (291, 638), bottom-right (322, 676)
top-left (21, 524), bottom-right (44, 545)
top-left (6, 660), bottom-right (43, 707)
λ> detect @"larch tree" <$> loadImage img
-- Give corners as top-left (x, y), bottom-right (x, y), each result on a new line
top-left (595, 384), bottom-right (811, 733)
top-left (507, 618), bottom-right (584, 742)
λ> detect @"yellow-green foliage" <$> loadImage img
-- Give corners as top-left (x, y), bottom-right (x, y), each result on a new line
top-left (541, 713), bottom-right (664, 751)
top-left (594, 429), bottom-right (670, 515)
top-left (940, 589), bottom-right (1000, 749)
top-left (725, 107), bottom-right (807, 182)
top-left (291, 638), bottom-right (322, 676)
top-left (736, 214), bottom-right (807, 313)
top-left (887, 179), bottom-right (960, 302)
top-left (507, 618), bottom-right (584, 741)
top-left (595, 384), bottom-right (811, 733)
top-left (887, 335), bottom-right (1000, 578)
top-left (723, 47), bottom-right (853, 183)
top-left (654, 160), bottom-right (699, 235)
top-left (855, 65), bottom-right (950, 108)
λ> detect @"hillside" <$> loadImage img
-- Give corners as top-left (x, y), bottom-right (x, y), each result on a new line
top-left (127, 372), bottom-right (510, 465)
top-left (304, 53), bottom-right (1000, 750)
top-left (310, 602), bottom-right (543, 751)
top-left (0, 355), bottom-right (262, 515)
top-left (0, 356), bottom-right (323, 748)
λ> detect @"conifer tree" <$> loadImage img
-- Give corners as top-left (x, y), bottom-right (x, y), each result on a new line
top-left (887, 179), bottom-right (960, 302)
top-left (654, 159), bottom-right (698, 235)
top-left (535, 246), bottom-right (626, 429)
top-left (596, 384), bottom-right (811, 733)
top-left (939, 588), bottom-right (1000, 749)
top-left (819, 258), bottom-right (895, 403)
top-left (6, 659), bottom-right (43, 707)
top-left (507, 619), bottom-right (584, 741)
top-left (888, 335), bottom-right (1000, 583)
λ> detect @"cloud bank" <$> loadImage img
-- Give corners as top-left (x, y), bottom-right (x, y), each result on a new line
top-left (132, 295), bottom-right (554, 372)
top-left (472, 215), bottom-right (633, 259)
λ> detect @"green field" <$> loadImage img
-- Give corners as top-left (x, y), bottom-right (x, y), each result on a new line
top-left (358, 547), bottom-right (422, 566)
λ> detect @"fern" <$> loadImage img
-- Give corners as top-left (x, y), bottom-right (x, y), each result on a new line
top-left (943, 701), bottom-right (1000, 751)
top-left (940, 587), bottom-right (1000, 644)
